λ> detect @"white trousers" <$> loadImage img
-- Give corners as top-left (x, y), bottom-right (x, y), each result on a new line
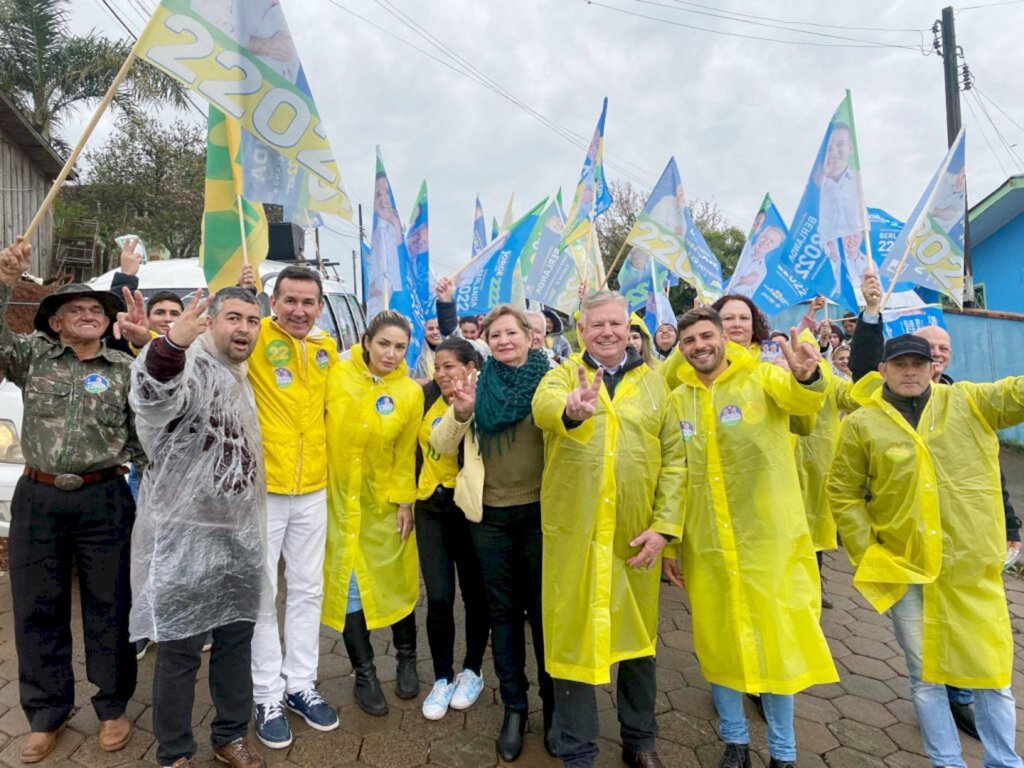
top-left (251, 489), bottom-right (327, 704)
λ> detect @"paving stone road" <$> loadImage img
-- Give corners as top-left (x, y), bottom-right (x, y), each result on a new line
top-left (1, 447), bottom-right (1023, 767)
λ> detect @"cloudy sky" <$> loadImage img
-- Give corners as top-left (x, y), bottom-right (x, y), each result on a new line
top-left (68, 0), bottom-right (1024, 289)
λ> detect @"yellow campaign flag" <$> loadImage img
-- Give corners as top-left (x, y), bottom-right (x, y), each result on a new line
top-left (501, 193), bottom-right (515, 230)
top-left (201, 106), bottom-right (268, 293)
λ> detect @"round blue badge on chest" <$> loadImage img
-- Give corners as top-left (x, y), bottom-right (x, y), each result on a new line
top-left (315, 349), bottom-right (329, 369)
top-left (679, 420), bottom-right (695, 440)
top-left (431, 416), bottom-right (442, 428)
top-left (83, 373), bottom-right (110, 394)
top-left (375, 395), bottom-right (396, 415)
top-left (719, 405), bottom-right (742, 428)
top-left (274, 368), bottom-right (294, 389)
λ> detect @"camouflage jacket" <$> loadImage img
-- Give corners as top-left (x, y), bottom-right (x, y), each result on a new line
top-left (0, 283), bottom-right (145, 474)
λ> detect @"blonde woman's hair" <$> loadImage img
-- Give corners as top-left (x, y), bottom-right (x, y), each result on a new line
top-left (481, 304), bottom-right (532, 339)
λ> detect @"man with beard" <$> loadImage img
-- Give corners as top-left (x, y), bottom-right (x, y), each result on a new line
top-left (662, 307), bottom-right (837, 768)
top-left (126, 287), bottom-right (268, 768)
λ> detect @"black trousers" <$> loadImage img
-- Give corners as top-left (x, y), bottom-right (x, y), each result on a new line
top-left (552, 656), bottom-right (658, 767)
top-left (469, 502), bottom-right (552, 712)
top-left (415, 487), bottom-right (490, 682)
top-left (152, 620), bottom-right (255, 765)
top-left (8, 475), bottom-right (136, 731)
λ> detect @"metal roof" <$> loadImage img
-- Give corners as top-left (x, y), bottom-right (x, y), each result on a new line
top-left (0, 88), bottom-right (72, 180)
top-left (969, 175), bottom-right (1024, 247)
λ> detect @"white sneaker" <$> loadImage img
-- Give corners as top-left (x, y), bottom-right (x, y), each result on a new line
top-left (450, 669), bottom-right (484, 711)
top-left (421, 679), bottom-right (456, 720)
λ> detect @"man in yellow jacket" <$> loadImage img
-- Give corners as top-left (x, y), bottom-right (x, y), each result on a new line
top-left (662, 307), bottom-right (838, 768)
top-left (241, 265), bottom-right (341, 748)
top-left (828, 334), bottom-right (1024, 768)
top-left (533, 291), bottom-right (684, 768)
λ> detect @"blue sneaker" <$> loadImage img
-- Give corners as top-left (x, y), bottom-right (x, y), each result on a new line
top-left (285, 687), bottom-right (339, 731)
top-left (450, 669), bottom-right (484, 711)
top-left (255, 701), bottom-right (293, 749)
top-left (422, 679), bottom-right (456, 720)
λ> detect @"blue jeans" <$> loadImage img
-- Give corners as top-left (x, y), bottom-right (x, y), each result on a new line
top-left (710, 684), bottom-right (795, 761)
top-left (947, 685), bottom-right (973, 706)
top-left (889, 585), bottom-right (1022, 768)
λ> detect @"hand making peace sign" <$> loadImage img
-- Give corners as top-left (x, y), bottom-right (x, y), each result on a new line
top-left (166, 289), bottom-right (212, 349)
top-left (565, 365), bottom-right (604, 422)
top-left (779, 326), bottom-right (822, 382)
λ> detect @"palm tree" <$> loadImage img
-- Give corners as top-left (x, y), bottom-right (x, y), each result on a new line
top-left (0, 0), bottom-right (187, 151)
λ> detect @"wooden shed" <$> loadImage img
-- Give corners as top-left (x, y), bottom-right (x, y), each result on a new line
top-left (0, 88), bottom-right (70, 278)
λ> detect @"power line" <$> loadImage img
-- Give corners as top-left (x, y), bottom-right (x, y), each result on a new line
top-left (587, 0), bottom-right (929, 50)
top-left (664, 0), bottom-right (927, 33)
top-left (964, 94), bottom-right (1010, 176)
top-left (968, 90), bottom-right (1024, 171)
top-left (973, 86), bottom-right (1024, 134)
top-left (643, 0), bottom-right (931, 52)
top-left (957, 0), bottom-right (1024, 10)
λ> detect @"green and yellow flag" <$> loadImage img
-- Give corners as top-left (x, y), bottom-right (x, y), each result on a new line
top-left (201, 106), bottom-right (268, 293)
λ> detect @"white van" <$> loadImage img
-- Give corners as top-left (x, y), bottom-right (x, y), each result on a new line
top-left (0, 258), bottom-right (365, 537)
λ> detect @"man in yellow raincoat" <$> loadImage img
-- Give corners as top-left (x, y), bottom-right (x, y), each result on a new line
top-left (828, 334), bottom-right (1024, 768)
top-left (533, 291), bottom-right (683, 768)
top-left (240, 265), bottom-right (341, 747)
top-left (662, 306), bottom-right (838, 768)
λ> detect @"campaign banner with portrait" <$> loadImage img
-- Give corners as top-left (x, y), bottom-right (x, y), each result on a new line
top-left (617, 248), bottom-right (678, 314)
top-left (880, 129), bottom-right (967, 307)
top-left (407, 181), bottom-right (434, 321)
top-left (560, 98), bottom-right (613, 249)
top-left (731, 193), bottom-right (788, 301)
top-left (455, 199), bottom-right (548, 316)
top-left (767, 92), bottom-right (867, 312)
top-left (624, 157), bottom-right (723, 303)
top-left (883, 304), bottom-right (946, 339)
top-left (135, 0), bottom-right (352, 220)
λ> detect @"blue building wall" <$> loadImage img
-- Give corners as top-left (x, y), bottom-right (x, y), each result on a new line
top-left (971, 213), bottom-right (1024, 314)
top-left (767, 306), bottom-right (1024, 445)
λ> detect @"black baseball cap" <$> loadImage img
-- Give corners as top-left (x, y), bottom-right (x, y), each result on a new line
top-left (882, 334), bottom-right (934, 363)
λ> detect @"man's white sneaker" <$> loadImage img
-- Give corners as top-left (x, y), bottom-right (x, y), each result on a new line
top-left (450, 669), bottom-right (484, 711)
top-left (421, 679), bottom-right (456, 720)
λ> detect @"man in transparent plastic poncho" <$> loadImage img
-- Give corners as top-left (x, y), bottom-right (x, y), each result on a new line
top-left (126, 287), bottom-right (269, 768)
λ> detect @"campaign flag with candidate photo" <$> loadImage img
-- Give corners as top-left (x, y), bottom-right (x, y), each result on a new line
top-left (560, 98), bottom-right (613, 249)
top-left (624, 157), bottom-right (723, 303)
top-left (617, 249), bottom-right (678, 313)
top-left (769, 92), bottom-right (868, 310)
top-left (407, 181), bottom-right (434, 321)
top-left (366, 147), bottom-right (423, 366)
top-left (134, 0), bottom-right (352, 220)
top-left (523, 198), bottom-right (583, 312)
top-left (880, 128), bottom-right (967, 307)
top-left (455, 199), bottom-right (548, 316)
top-left (731, 193), bottom-right (788, 301)
top-left (472, 196), bottom-right (487, 257)
top-left (883, 304), bottom-right (946, 339)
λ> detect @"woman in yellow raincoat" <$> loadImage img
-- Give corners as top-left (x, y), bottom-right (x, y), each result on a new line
top-left (662, 307), bottom-right (838, 767)
top-left (828, 341), bottom-right (1024, 768)
top-left (627, 312), bottom-right (655, 368)
top-left (323, 311), bottom-right (423, 717)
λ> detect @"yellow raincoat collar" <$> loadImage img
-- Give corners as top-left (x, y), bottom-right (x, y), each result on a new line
top-left (348, 343), bottom-right (410, 383)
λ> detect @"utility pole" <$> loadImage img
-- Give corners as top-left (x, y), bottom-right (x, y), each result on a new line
top-left (357, 203), bottom-right (367, 312)
top-left (934, 6), bottom-right (975, 305)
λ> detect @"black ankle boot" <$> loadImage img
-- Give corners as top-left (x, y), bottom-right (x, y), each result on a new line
top-left (391, 613), bottom-right (420, 700)
top-left (768, 759), bottom-right (797, 768)
top-left (342, 610), bottom-right (388, 716)
top-left (542, 697), bottom-right (556, 757)
top-left (497, 708), bottom-right (526, 762)
top-left (718, 743), bottom-right (751, 768)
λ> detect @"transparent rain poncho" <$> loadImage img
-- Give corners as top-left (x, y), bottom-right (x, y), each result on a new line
top-left (128, 334), bottom-right (269, 642)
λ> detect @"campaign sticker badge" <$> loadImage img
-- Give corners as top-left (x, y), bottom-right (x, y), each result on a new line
top-left (315, 349), bottom-right (330, 369)
top-left (719, 405), bottom-right (742, 428)
top-left (885, 444), bottom-right (913, 463)
top-left (375, 395), bottom-right (396, 415)
top-left (83, 373), bottom-right (110, 394)
top-left (431, 416), bottom-right (443, 429)
top-left (265, 339), bottom-right (292, 367)
top-left (679, 420), bottom-right (696, 441)
top-left (274, 368), bottom-right (294, 389)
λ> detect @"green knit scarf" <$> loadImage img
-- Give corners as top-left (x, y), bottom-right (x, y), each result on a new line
top-left (473, 348), bottom-right (550, 457)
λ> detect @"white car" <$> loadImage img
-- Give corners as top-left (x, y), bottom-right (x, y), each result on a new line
top-left (0, 259), bottom-right (365, 537)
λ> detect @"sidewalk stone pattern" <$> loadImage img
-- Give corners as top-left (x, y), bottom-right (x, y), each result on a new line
top-left (1, 553), bottom-right (1022, 768)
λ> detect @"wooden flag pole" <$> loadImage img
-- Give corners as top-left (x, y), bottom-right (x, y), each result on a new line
top-left (599, 238), bottom-right (630, 290)
top-left (878, 252), bottom-right (911, 313)
top-left (21, 51), bottom-right (137, 242)
top-left (236, 195), bottom-right (250, 266)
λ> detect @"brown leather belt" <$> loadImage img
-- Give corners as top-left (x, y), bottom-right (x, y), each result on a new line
top-left (25, 465), bottom-right (128, 491)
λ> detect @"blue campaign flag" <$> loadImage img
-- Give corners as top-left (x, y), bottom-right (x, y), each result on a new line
top-left (880, 129), bottom-right (967, 306)
top-left (732, 193), bottom-right (788, 301)
top-left (617, 249), bottom-right (678, 313)
top-left (523, 198), bottom-right (582, 312)
top-left (771, 92), bottom-right (868, 311)
top-left (472, 196), bottom-right (487, 257)
top-left (883, 304), bottom-right (946, 339)
top-left (407, 181), bottom-right (434, 320)
top-left (366, 146), bottom-right (423, 367)
top-left (561, 98), bottom-right (613, 249)
top-left (455, 199), bottom-right (548, 316)
top-left (644, 289), bottom-right (676, 338)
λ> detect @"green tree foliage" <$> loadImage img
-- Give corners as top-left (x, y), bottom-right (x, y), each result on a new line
top-left (0, 0), bottom-right (187, 149)
top-left (596, 179), bottom-right (747, 315)
top-left (58, 115), bottom-right (205, 263)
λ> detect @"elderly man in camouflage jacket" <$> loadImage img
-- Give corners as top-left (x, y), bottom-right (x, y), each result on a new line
top-left (0, 240), bottom-right (145, 764)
